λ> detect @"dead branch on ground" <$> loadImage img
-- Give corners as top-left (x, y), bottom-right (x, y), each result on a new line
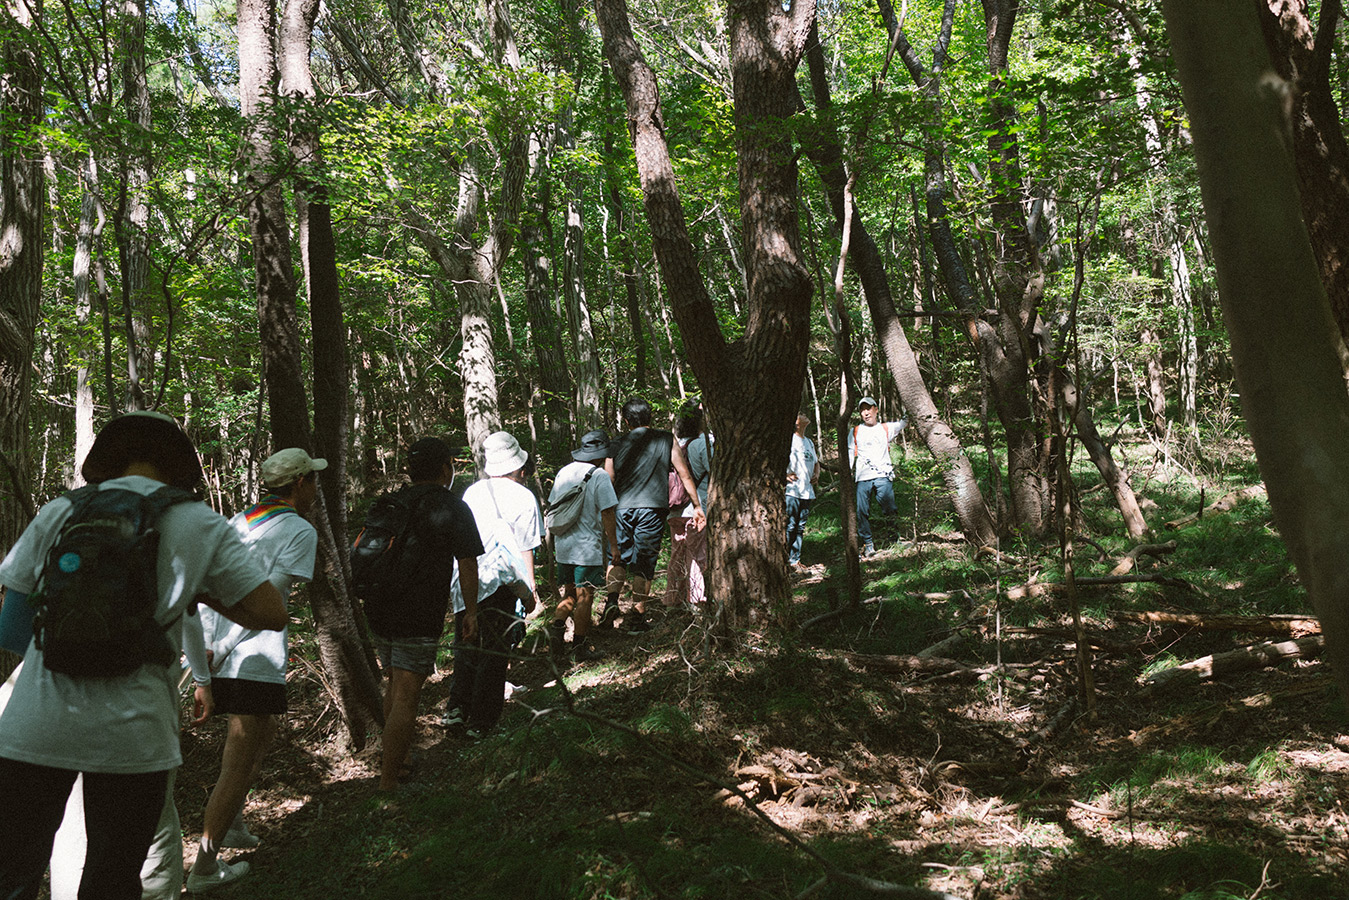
top-left (1140, 636), bottom-right (1325, 696)
top-left (1109, 540), bottom-right (1177, 575)
top-left (1164, 485), bottom-right (1265, 529)
top-left (1112, 610), bottom-right (1320, 637)
top-left (1006, 573), bottom-right (1208, 601)
top-left (846, 653), bottom-right (977, 677)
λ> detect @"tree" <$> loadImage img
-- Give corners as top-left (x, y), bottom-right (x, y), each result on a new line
top-left (596, 0), bottom-right (816, 632)
top-left (239, 0), bottom-right (383, 749)
top-left (1161, 0), bottom-right (1349, 706)
top-left (0, 0), bottom-right (44, 544)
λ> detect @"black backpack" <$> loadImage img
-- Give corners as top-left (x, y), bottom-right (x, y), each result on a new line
top-left (31, 484), bottom-right (197, 677)
top-left (350, 484), bottom-right (440, 604)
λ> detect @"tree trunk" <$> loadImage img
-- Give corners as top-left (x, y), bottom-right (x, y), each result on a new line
top-left (1162, 0), bottom-right (1349, 707)
top-left (801, 21), bottom-right (997, 548)
top-left (1256, 0), bottom-right (1349, 356)
top-left (0, 0), bottom-right (44, 544)
top-left (596, 0), bottom-right (817, 634)
top-left (521, 162), bottom-right (573, 456)
top-left (280, 0), bottom-right (383, 749)
top-left (116, 0), bottom-right (154, 411)
top-left (559, 0), bottom-right (603, 425)
top-left (73, 152), bottom-right (101, 475)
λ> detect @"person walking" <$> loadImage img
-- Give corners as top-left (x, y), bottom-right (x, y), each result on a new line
top-left (546, 429), bottom-right (619, 664)
top-left (601, 398), bottom-right (704, 633)
top-left (189, 447), bottom-right (323, 890)
top-left (0, 411), bottom-right (285, 899)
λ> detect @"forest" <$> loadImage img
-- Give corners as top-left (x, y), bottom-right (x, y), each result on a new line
top-left (3, 0), bottom-right (1349, 896)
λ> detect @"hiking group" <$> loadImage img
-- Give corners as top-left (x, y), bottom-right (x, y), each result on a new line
top-left (0, 393), bottom-right (906, 898)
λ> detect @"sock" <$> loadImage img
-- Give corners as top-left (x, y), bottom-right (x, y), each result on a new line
top-left (194, 836), bottom-right (220, 875)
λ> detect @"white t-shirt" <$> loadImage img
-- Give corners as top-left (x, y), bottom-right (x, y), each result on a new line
top-left (200, 507), bottom-right (316, 684)
top-left (848, 421), bottom-right (904, 481)
top-left (549, 461), bottom-right (618, 567)
top-left (453, 477), bottom-right (544, 613)
top-left (787, 433), bottom-right (818, 501)
top-left (0, 476), bottom-right (267, 774)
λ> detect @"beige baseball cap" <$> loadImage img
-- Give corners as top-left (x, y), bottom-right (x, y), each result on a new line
top-left (261, 447), bottom-right (328, 489)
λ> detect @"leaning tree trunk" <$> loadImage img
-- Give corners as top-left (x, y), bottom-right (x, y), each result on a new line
top-left (279, 0), bottom-right (383, 749)
top-left (0, 0), bottom-right (43, 545)
top-left (1257, 0), bottom-right (1349, 360)
top-left (801, 19), bottom-right (997, 548)
top-left (596, 0), bottom-right (817, 635)
top-left (1162, 0), bottom-right (1349, 707)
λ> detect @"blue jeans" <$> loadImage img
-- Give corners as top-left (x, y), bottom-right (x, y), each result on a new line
top-left (785, 496), bottom-right (813, 564)
top-left (855, 477), bottom-right (896, 546)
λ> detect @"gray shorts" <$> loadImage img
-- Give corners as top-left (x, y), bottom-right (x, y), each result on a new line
top-left (373, 634), bottom-right (440, 676)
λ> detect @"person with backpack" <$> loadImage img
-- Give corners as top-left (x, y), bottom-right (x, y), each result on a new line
top-left (0, 411), bottom-right (286, 900)
top-left (546, 429), bottom-right (619, 665)
top-left (601, 398), bottom-right (704, 634)
top-left (189, 447), bottom-right (324, 890)
top-left (847, 396), bottom-right (907, 558)
top-left (447, 431), bottom-right (542, 736)
top-left (356, 437), bottom-right (483, 791)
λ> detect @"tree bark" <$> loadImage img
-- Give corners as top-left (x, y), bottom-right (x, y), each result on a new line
top-left (596, 0), bottom-right (816, 633)
top-left (116, 0), bottom-right (154, 411)
top-left (0, 0), bottom-right (44, 545)
top-left (1162, 0), bottom-right (1349, 707)
top-left (521, 158), bottom-right (574, 455)
top-left (280, 0), bottom-right (383, 749)
top-left (1256, 0), bottom-right (1349, 356)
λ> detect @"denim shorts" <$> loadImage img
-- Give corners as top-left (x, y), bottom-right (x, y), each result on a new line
top-left (616, 507), bottom-right (668, 580)
top-left (373, 634), bottom-right (441, 676)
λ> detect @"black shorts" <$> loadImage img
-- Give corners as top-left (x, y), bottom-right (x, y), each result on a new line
top-left (211, 677), bottom-right (287, 716)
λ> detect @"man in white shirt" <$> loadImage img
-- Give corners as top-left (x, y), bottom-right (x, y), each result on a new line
top-left (786, 414), bottom-right (820, 573)
top-left (190, 448), bottom-right (323, 891)
top-left (450, 431), bottom-right (543, 736)
top-left (846, 396), bottom-right (907, 558)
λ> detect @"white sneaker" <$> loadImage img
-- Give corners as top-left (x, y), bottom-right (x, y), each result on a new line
top-left (221, 826), bottom-right (260, 849)
top-left (187, 859), bottom-right (251, 893)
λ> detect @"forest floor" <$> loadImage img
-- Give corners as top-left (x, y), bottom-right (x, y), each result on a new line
top-left (170, 436), bottom-right (1349, 900)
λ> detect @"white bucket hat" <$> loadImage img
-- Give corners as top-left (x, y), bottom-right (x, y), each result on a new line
top-left (261, 447), bottom-right (328, 489)
top-left (481, 431), bottom-right (528, 477)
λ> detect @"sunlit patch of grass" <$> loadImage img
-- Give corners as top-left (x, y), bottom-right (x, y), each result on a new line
top-left (1141, 652), bottom-right (1181, 680)
top-left (1244, 746), bottom-right (1296, 783)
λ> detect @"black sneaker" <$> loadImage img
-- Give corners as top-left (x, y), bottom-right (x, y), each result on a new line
top-left (440, 706), bottom-right (467, 727)
top-left (573, 642), bottom-right (606, 663)
top-left (598, 600), bottom-right (622, 628)
top-left (623, 610), bottom-right (650, 634)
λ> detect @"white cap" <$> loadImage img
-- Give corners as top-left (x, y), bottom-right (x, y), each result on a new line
top-left (261, 447), bottom-right (328, 489)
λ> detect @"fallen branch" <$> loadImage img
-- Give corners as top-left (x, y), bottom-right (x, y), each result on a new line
top-left (1003, 627), bottom-right (1130, 654)
top-left (846, 653), bottom-right (976, 677)
top-left (1007, 573), bottom-right (1208, 600)
top-left (1164, 485), bottom-right (1266, 530)
top-left (1140, 636), bottom-right (1325, 696)
top-left (1112, 610), bottom-right (1320, 637)
top-left (1109, 540), bottom-right (1177, 576)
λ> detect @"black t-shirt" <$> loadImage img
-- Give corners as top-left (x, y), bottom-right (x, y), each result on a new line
top-left (609, 426), bottom-right (673, 510)
top-left (366, 485), bottom-right (484, 639)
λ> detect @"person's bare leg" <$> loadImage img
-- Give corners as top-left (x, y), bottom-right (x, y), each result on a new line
top-left (573, 586), bottom-right (595, 640)
top-left (193, 714), bottom-right (276, 876)
top-left (380, 668), bottom-right (428, 792)
top-left (632, 576), bottom-right (652, 615)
